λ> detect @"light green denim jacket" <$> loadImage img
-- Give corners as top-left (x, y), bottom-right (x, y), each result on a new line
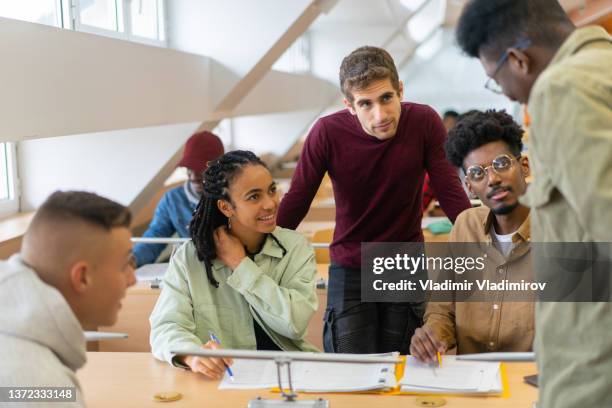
top-left (150, 227), bottom-right (319, 367)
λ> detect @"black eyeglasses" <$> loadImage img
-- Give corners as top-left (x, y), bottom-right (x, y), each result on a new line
top-left (484, 38), bottom-right (532, 94)
top-left (465, 154), bottom-right (519, 183)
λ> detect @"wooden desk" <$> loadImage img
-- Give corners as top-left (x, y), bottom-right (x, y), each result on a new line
top-left (78, 352), bottom-right (539, 408)
top-left (296, 221), bottom-right (336, 240)
top-left (297, 220), bottom-right (450, 243)
top-left (423, 228), bottom-right (450, 242)
top-left (0, 212), bottom-right (35, 259)
top-left (97, 283), bottom-right (160, 352)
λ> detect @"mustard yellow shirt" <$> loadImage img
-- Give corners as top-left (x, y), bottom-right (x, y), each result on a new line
top-left (424, 206), bottom-right (534, 354)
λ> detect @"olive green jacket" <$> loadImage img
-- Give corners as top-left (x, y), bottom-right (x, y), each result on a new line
top-left (522, 26), bottom-right (612, 408)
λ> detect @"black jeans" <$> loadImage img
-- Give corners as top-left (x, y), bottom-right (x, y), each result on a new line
top-left (323, 263), bottom-right (424, 354)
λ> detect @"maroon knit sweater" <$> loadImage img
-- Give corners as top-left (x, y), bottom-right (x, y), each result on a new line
top-left (278, 102), bottom-right (470, 268)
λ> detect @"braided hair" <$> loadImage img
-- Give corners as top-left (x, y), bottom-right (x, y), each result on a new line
top-left (189, 150), bottom-right (268, 288)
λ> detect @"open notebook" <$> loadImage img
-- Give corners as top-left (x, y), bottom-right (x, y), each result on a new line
top-left (400, 356), bottom-right (503, 394)
top-left (219, 353), bottom-right (398, 393)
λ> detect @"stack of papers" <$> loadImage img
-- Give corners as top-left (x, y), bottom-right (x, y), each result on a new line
top-left (219, 354), bottom-right (398, 392)
top-left (400, 356), bottom-right (503, 394)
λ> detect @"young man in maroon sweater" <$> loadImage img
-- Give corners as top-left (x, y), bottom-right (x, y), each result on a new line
top-left (277, 46), bottom-right (470, 354)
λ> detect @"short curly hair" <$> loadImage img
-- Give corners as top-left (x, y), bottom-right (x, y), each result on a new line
top-left (456, 0), bottom-right (573, 58)
top-left (444, 110), bottom-right (524, 169)
top-left (339, 46), bottom-right (400, 102)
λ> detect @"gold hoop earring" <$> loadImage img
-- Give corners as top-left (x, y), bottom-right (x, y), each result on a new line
top-left (227, 217), bottom-right (232, 230)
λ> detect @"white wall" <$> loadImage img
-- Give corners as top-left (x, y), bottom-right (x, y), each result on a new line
top-left (167, 0), bottom-right (313, 78)
top-left (308, 0), bottom-right (416, 85)
top-left (225, 109), bottom-right (322, 157)
top-left (8, 0), bottom-right (339, 213)
top-left (8, 1), bottom-right (521, 216)
top-left (0, 17), bottom-right (215, 142)
top-left (233, 70), bottom-right (339, 117)
top-left (164, 0), bottom-right (341, 167)
top-left (400, 29), bottom-right (517, 115)
top-left (18, 122), bottom-right (199, 210)
top-left (310, 25), bottom-right (392, 85)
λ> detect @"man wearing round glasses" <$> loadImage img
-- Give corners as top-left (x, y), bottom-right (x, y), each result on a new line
top-left (463, 153), bottom-right (525, 216)
top-left (410, 110), bottom-right (534, 363)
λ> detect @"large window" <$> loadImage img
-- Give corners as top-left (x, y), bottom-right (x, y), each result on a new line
top-left (0, 0), bottom-right (166, 217)
top-left (0, 1), bottom-right (166, 45)
top-left (0, 0), bottom-right (62, 27)
top-left (77, 0), bottom-right (122, 33)
top-left (73, 0), bottom-right (166, 45)
top-left (129, 0), bottom-right (165, 42)
top-left (0, 143), bottom-right (19, 218)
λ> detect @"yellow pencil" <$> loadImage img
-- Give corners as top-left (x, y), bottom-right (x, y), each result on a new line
top-left (437, 351), bottom-right (442, 368)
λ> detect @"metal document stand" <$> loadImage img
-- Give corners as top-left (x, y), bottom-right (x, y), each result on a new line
top-left (247, 357), bottom-right (329, 408)
top-left (173, 339), bottom-right (399, 408)
top-left (131, 237), bottom-right (187, 288)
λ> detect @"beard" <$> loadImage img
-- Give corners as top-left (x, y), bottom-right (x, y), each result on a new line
top-left (491, 201), bottom-right (519, 215)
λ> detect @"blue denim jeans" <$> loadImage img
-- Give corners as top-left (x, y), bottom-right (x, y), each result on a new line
top-left (323, 263), bottom-right (425, 354)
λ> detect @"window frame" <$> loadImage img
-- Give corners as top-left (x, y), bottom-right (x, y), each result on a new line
top-left (0, 0), bottom-right (165, 219)
top-left (0, 0), bottom-right (63, 27)
top-left (68, 0), bottom-right (167, 46)
top-left (125, 0), bottom-right (167, 47)
top-left (71, 0), bottom-right (127, 40)
top-left (0, 142), bottom-right (20, 218)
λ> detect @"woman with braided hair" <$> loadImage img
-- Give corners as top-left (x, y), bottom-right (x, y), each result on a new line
top-left (150, 150), bottom-right (319, 379)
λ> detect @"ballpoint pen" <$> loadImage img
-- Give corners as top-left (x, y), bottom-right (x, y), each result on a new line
top-left (208, 331), bottom-right (235, 381)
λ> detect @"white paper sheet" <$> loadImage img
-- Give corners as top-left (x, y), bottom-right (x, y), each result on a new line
top-left (219, 357), bottom-right (397, 392)
top-left (135, 263), bottom-right (168, 282)
top-left (400, 356), bottom-right (502, 394)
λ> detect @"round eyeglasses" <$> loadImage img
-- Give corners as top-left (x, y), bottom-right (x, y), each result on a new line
top-left (465, 154), bottom-right (518, 183)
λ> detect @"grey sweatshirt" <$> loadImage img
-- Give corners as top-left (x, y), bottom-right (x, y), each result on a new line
top-left (0, 255), bottom-right (86, 407)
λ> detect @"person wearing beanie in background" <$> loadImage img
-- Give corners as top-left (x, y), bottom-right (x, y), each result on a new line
top-left (133, 131), bottom-right (224, 267)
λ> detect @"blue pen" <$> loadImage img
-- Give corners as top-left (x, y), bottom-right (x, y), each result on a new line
top-left (208, 331), bottom-right (234, 381)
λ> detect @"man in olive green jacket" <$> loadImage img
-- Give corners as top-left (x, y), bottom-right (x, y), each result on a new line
top-left (456, 1), bottom-right (612, 407)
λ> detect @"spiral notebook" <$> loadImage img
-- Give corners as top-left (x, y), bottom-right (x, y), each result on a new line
top-left (218, 353), bottom-right (398, 392)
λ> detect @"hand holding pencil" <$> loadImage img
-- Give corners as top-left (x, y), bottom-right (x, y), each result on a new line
top-left (409, 326), bottom-right (447, 364)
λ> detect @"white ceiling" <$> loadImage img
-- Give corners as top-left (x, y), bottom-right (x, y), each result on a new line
top-left (305, 0), bottom-right (592, 88)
